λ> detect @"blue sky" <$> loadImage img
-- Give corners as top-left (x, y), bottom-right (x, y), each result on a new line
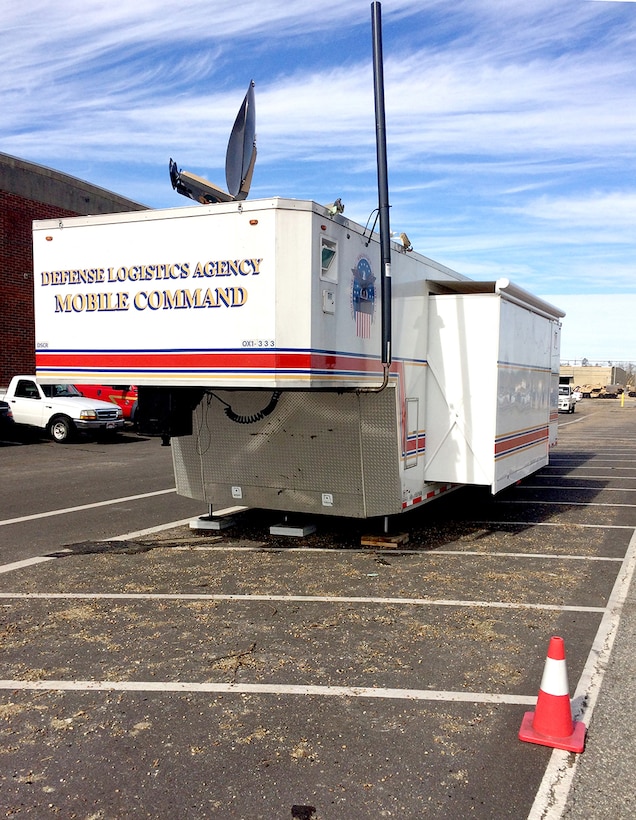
top-left (4, 0), bottom-right (636, 362)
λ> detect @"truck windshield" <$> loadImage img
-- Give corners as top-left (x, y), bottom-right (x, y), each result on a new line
top-left (41, 384), bottom-right (82, 398)
top-left (558, 386), bottom-right (569, 395)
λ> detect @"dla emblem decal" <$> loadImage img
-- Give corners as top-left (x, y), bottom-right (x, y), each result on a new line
top-left (351, 255), bottom-right (376, 339)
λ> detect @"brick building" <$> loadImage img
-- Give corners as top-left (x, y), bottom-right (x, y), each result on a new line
top-left (0, 152), bottom-right (145, 387)
top-left (560, 364), bottom-right (629, 391)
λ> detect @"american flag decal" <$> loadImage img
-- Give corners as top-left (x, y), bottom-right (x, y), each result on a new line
top-left (351, 256), bottom-right (376, 339)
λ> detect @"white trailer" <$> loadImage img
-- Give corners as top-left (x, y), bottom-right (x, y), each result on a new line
top-left (33, 198), bottom-right (563, 519)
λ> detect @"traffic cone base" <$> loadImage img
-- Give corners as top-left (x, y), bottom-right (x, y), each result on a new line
top-left (518, 710), bottom-right (586, 753)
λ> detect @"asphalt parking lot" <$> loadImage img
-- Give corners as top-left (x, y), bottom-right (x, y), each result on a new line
top-left (1, 399), bottom-right (635, 818)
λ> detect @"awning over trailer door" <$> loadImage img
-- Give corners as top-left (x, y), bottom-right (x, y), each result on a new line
top-left (427, 278), bottom-right (565, 321)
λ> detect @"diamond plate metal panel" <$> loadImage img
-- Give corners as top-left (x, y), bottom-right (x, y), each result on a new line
top-left (360, 391), bottom-right (402, 516)
top-left (173, 388), bottom-right (400, 518)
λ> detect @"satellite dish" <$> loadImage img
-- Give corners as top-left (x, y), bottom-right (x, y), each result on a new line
top-left (226, 80), bottom-right (256, 199)
top-left (170, 80), bottom-right (256, 205)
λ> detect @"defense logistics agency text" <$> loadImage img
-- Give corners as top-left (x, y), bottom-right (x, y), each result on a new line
top-left (39, 259), bottom-right (262, 313)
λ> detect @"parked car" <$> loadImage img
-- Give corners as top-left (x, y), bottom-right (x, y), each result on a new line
top-left (558, 384), bottom-right (576, 413)
top-left (0, 376), bottom-right (124, 442)
top-left (74, 385), bottom-right (138, 422)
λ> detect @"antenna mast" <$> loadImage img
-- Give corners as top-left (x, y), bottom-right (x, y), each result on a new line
top-left (372, 1), bottom-right (392, 369)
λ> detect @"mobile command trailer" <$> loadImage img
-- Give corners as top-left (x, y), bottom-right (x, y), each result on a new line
top-left (32, 198), bottom-right (564, 519)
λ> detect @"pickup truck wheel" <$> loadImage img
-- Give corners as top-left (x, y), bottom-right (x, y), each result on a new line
top-left (49, 415), bottom-right (75, 443)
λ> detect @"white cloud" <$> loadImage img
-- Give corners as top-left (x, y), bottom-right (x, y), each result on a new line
top-left (510, 193), bottom-right (636, 230)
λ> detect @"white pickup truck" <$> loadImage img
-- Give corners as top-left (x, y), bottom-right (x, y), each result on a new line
top-left (0, 376), bottom-right (124, 442)
top-left (558, 383), bottom-right (576, 414)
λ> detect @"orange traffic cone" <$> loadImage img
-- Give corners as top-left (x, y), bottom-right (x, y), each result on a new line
top-left (519, 635), bottom-right (586, 753)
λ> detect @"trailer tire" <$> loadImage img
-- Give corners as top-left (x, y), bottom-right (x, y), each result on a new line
top-left (49, 415), bottom-right (75, 443)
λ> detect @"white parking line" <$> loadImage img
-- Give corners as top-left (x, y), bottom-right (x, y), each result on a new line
top-left (0, 590), bottom-right (605, 613)
top-left (476, 520), bottom-right (634, 530)
top-left (0, 556), bottom-right (57, 575)
top-left (542, 463), bottom-right (636, 468)
top-left (521, 485), bottom-right (636, 492)
top-left (0, 522), bottom-right (626, 575)
top-left (557, 417), bottom-right (585, 427)
top-left (173, 546), bottom-right (622, 562)
top-left (0, 677), bottom-right (537, 703)
top-left (500, 499), bottom-right (636, 508)
top-left (430, 550), bottom-right (622, 562)
top-left (108, 518), bottom-right (198, 540)
top-left (535, 474), bottom-right (636, 481)
top-left (0, 489), bottom-right (177, 527)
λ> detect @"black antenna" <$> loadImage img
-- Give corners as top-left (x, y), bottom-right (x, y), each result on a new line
top-left (371, 1), bottom-right (392, 369)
